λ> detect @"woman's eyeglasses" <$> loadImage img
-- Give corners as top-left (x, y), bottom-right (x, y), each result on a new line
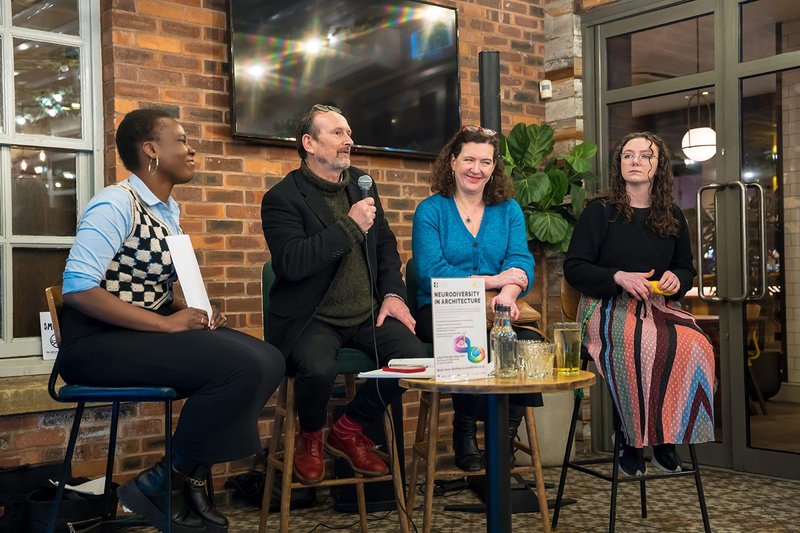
top-left (312, 104), bottom-right (342, 114)
top-left (461, 125), bottom-right (497, 137)
top-left (621, 153), bottom-right (655, 163)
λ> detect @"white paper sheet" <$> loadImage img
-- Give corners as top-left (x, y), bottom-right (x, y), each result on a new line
top-left (165, 235), bottom-right (212, 320)
top-left (50, 476), bottom-right (106, 495)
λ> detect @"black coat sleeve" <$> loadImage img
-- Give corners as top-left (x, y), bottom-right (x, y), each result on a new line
top-left (261, 180), bottom-right (356, 282)
top-left (563, 200), bottom-right (621, 298)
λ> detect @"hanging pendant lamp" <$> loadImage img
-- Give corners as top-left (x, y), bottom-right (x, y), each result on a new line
top-left (681, 18), bottom-right (716, 162)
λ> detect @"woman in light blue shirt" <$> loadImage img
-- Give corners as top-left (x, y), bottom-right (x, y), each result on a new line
top-left (412, 126), bottom-right (540, 472)
top-left (60, 108), bottom-right (284, 532)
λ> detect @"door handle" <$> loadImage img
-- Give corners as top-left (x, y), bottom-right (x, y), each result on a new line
top-left (696, 181), bottom-right (752, 302)
top-left (696, 183), bottom-right (725, 302)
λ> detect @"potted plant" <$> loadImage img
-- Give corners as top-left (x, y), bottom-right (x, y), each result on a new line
top-left (499, 123), bottom-right (600, 465)
top-left (500, 123), bottom-right (599, 253)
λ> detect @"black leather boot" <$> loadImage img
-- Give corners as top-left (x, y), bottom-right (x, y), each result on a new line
top-left (186, 464), bottom-right (229, 532)
top-left (117, 456), bottom-right (205, 533)
top-left (508, 405), bottom-right (526, 467)
top-left (453, 412), bottom-right (483, 472)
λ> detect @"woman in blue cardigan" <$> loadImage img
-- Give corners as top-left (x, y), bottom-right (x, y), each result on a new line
top-left (412, 126), bottom-right (540, 471)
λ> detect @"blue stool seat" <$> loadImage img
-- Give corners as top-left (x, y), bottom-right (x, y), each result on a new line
top-left (56, 385), bottom-right (181, 403)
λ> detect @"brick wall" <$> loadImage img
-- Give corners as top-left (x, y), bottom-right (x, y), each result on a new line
top-left (1, 0), bottom-right (548, 499)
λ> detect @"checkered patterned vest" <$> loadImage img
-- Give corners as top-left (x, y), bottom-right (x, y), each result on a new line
top-left (100, 183), bottom-right (177, 310)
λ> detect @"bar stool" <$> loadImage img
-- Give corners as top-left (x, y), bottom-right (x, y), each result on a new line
top-left (551, 279), bottom-right (711, 532)
top-left (44, 286), bottom-right (214, 533)
top-left (257, 263), bottom-right (409, 533)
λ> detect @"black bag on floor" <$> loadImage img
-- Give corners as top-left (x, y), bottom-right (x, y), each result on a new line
top-left (0, 462), bottom-right (62, 533)
top-left (26, 477), bottom-right (118, 533)
top-left (226, 470), bottom-right (315, 511)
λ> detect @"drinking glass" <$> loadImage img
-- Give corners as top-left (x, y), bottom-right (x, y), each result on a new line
top-left (553, 322), bottom-right (581, 374)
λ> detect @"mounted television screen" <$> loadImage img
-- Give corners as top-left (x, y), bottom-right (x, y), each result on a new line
top-left (228, 0), bottom-right (460, 157)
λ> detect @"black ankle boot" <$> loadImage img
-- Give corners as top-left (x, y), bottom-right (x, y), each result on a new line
top-left (508, 405), bottom-right (526, 467)
top-left (453, 412), bottom-right (483, 472)
top-left (117, 457), bottom-right (205, 533)
top-left (186, 464), bottom-right (229, 532)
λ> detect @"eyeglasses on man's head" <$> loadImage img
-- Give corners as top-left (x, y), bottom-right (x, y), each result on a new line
top-left (312, 104), bottom-right (342, 114)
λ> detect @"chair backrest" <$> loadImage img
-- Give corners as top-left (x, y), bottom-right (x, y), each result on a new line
top-left (560, 278), bottom-right (580, 322)
top-left (262, 261), bottom-right (275, 336)
top-left (405, 257), bottom-right (418, 317)
top-left (44, 286), bottom-right (64, 401)
top-left (45, 286), bottom-right (63, 346)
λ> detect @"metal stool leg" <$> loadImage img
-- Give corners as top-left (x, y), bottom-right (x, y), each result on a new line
top-left (164, 400), bottom-right (173, 533)
top-left (609, 426), bottom-right (622, 533)
top-left (552, 390), bottom-right (582, 528)
top-left (690, 444), bottom-right (712, 533)
top-left (102, 402), bottom-right (121, 523)
top-left (47, 402), bottom-right (85, 533)
top-left (422, 392), bottom-right (441, 533)
top-left (639, 478), bottom-right (647, 518)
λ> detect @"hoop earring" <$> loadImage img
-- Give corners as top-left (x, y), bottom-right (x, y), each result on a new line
top-left (147, 157), bottom-right (159, 175)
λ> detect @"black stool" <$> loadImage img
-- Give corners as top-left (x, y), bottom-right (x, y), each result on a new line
top-left (45, 286), bottom-right (214, 533)
top-left (552, 279), bottom-right (711, 532)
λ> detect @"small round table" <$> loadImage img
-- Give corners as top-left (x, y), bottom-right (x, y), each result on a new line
top-left (400, 371), bottom-right (596, 533)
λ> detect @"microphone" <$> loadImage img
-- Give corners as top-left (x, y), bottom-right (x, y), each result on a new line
top-left (357, 174), bottom-right (373, 199)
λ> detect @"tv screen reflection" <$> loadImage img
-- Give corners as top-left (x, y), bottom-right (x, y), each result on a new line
top-left (229, 0), bottom-right (460, 156)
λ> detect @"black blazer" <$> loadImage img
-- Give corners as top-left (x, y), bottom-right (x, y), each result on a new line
top-left (261, 166), bottom-right (406, 355)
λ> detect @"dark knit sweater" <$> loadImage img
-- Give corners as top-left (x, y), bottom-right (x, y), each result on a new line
top-left (301, 164), bottom-right (376, 326)
top-left (563, 199), bottom-right (696, 300)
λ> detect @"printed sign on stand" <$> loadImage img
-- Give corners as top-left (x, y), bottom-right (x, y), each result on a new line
top-left (40, 312), bottom-right (58, 361)
top-left (431, 278), bottom-right (489, 381)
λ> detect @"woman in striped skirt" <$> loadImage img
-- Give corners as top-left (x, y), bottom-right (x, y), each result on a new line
top-left (563, 132), bottom-right (715, 476)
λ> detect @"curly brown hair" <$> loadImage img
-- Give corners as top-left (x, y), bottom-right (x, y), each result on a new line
top-left (429, 127), bottom-right (514, 205)
top-left (602, 131), bottom-right (679, 238)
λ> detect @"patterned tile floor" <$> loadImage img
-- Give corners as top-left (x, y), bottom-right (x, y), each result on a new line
top-left (122, 454), bottom-right (800, 532)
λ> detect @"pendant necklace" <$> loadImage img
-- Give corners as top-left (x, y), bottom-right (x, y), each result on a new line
top-left (454, 196), bottom-right (481, 225)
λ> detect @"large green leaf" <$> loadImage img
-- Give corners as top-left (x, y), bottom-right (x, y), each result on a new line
top-left (554, 225), bottom-right (574, 253)
top-left (524, 124), bottom-right (554, 170)
top-left (570, 183), bottom-right (586, 217)
top-left (515, 171), bottom-right (550, 206)
top-left (528, 210), bottom-right (569, 244)
top-left (505, 123), bottom-right (530, 166)
top-left (540, 168), bottom-right (568, 208)
top-left (564, 142), bottom-right (598, 174)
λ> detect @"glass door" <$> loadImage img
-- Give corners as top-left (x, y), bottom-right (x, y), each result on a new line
top-left (584, 0), bottom-right (800, 478)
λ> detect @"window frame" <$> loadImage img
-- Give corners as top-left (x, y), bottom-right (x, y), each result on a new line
top-left (0, 1), bottom-right (104, 375)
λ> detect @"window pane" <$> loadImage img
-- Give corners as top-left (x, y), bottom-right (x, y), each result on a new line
top-left (12, 248), bottom-right (69, 338)
top-left (14, 39), bottom-right (81, 138)
top-left (12, 0), bottom-right (79, 35)
top-left (11, 147), bottom-right (77, 236)
top-left (741, 0), bottom-right (800, 62)
top-left (607, 15), bottom-right (714, 90)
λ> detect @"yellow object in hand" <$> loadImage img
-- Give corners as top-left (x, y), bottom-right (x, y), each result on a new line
top-left (650, 280), bottom-right (675, 296)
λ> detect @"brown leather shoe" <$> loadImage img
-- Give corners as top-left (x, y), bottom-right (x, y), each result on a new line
top-left (293, 430), bottom-right (325, 484)
top-left (326, 415), bottom-right (389, 476)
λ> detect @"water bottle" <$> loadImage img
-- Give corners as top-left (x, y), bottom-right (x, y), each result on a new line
top-left (489, 304), bottom-right (502, 371)
top-left (495, 305), bottom-right (518, 378)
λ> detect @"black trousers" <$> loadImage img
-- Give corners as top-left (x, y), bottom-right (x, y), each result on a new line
top-left (58, 306), bottom-right (284, 466)
top-left (416, 304), bottom-right (543, 419)
top-left (288, 315), bottom-right (427, 432)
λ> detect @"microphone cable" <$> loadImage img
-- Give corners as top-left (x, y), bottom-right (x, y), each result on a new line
top-left (361, 189), bottom-right (419, 533)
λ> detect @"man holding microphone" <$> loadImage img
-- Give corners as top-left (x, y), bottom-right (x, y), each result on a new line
top-left (261, 104), bottom-right (425, 484)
